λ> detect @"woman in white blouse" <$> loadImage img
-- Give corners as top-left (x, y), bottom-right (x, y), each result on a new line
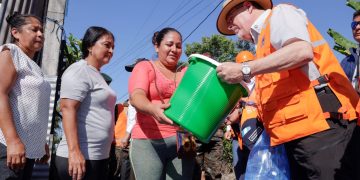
top-left (0, 13), bottom-right (51, 179)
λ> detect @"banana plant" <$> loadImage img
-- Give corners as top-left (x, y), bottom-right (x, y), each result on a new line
top-left (328, 0), bottom-right (360, 56)
top-left (328, 28), bottom-right (357, 56)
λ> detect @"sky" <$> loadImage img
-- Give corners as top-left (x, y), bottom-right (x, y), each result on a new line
top-left (63, 0), bottom-right (356, 103)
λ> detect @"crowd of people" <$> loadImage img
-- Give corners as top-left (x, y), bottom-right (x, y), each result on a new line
top-left (1, 0), bottom-right (360, 179)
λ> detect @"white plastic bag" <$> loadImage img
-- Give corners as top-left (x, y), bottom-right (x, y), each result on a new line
top-left (245, 131), bottom-right (290, 180)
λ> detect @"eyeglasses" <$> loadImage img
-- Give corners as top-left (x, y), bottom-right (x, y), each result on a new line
top-left (351, 21), bottom-right (360, 30)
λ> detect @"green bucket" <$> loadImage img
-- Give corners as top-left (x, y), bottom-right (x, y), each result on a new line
top-left (164, 54), bottom-right (249, 143)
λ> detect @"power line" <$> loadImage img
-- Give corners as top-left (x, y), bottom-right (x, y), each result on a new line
top-left (105, 0), bottom-right (207, 75)
top-left (127, 0), bottom-right (161, 49)
top-left (183, 0), bottom-right (223, 43)
top-left (177, 0), bottom-right (218, 29)
top-left (104, 0), bottom-right (194, 74)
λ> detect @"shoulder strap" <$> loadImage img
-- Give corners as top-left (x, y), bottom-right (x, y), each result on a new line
top-left (148, 61), bottom-right (165, 104)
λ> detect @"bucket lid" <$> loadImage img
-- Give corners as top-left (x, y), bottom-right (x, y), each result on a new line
top-left (189, 54), bottom-right (220, 66)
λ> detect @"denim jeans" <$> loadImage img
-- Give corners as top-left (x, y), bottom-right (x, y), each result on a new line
top-left (232, 139), bottom-right (249, 180)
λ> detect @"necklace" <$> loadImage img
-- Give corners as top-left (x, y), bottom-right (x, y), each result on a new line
top-left (154, 61), bottom-right (178, 88)
top-left (155, 61), bottom-right (177, 72)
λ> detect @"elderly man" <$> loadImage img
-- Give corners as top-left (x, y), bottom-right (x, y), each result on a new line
top-left (216, 0), bottom-right (360, 179)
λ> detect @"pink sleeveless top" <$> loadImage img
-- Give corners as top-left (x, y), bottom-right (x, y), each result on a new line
top-left (128, 61), bottom-right (187, 139)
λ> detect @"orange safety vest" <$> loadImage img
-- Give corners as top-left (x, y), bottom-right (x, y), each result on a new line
top-left (114, 104), bottom-right (128, 146)
top-left (255, 10), bottom-right (359, 146)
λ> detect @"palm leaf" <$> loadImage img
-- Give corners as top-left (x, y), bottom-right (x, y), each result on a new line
top-left (327, 28), bottom-right (356, 56)
top-left (347, 0), bottom-right (360, 10)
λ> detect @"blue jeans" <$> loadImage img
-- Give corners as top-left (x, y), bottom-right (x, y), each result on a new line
top-left (232, 139), bottom-right (249, 180)
top-left (130, 136), bottom-right (195, 180)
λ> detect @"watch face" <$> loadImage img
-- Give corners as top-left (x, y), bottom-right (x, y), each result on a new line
top-left (242, 66), bottom-right (251, 74)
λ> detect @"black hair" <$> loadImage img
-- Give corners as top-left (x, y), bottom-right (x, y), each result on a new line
top-left (353, 10), bottom-right (360, 20)
top-left (152, 27), bottom-right (182, 46)
top-left (6, 12), bottom-right (42, 42)
top-left (81, 26), bottom-right (115, 59)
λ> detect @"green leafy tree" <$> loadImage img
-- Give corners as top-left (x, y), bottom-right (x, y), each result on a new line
top-left (185, 34), bottom-right (254, 62)
top-left (64, 33), bottom-right (82, 68)
top-left (328, 0), bottom-right (360, 56)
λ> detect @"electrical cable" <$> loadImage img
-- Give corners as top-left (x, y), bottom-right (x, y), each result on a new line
top-left (104, 0), bottom-right (203, 74)
top-left (183, 0), bottom-right (223, 43)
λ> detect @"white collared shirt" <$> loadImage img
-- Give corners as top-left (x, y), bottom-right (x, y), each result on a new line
top-left (250, 9), bottom-right (271, 45)
top-left (250, 4), bottom-right (310, 50)
top-left (126, 103), bottom-right (136, 133)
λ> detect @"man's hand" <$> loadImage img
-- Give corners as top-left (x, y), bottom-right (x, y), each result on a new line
top-left (216, 62), bottom-right (244, 84)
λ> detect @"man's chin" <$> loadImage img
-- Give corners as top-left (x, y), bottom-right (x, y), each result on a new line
top-left (237, 35), bottom-right (253, 43)
top-left (355, 37), bottom-right (360, 43)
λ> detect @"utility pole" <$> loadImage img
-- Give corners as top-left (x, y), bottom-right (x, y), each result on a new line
top-left (40, 0), bottom-right (67, 179)
top-left (42, 0), bottom-right (67, 76)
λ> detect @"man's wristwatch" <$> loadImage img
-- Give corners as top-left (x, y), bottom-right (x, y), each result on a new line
top-left (241, 62), bottom-right (251, 82)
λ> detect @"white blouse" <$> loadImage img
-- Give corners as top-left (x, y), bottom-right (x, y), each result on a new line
top-left (0, 43), bottom-right (51, 159)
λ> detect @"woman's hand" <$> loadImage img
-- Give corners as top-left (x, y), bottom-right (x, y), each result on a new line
top-left (150, 103), bottom-right (173, 125)
top-left (130, 89), bottom-right (173, 124)
top-left (6, 138), bottom-right (26, 170)
top-left (36, 143), bottom-right (50, 164)
top-left (68, 149), bottom-right (86, 180)
top-left (0, 49), bottom-right (25, 170)
top-left (60, 98), bottom-right (84, 180)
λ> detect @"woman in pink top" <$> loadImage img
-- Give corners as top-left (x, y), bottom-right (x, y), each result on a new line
top-left (128, 27), bottom-right (194, 180)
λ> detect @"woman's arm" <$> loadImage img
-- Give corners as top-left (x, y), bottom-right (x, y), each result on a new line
top-left (0, 50), bottom-right (26, 170)
top-left (60, 98), bottom-right (85, 180)
top-left (130, 89), bottom-right (172, 124)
